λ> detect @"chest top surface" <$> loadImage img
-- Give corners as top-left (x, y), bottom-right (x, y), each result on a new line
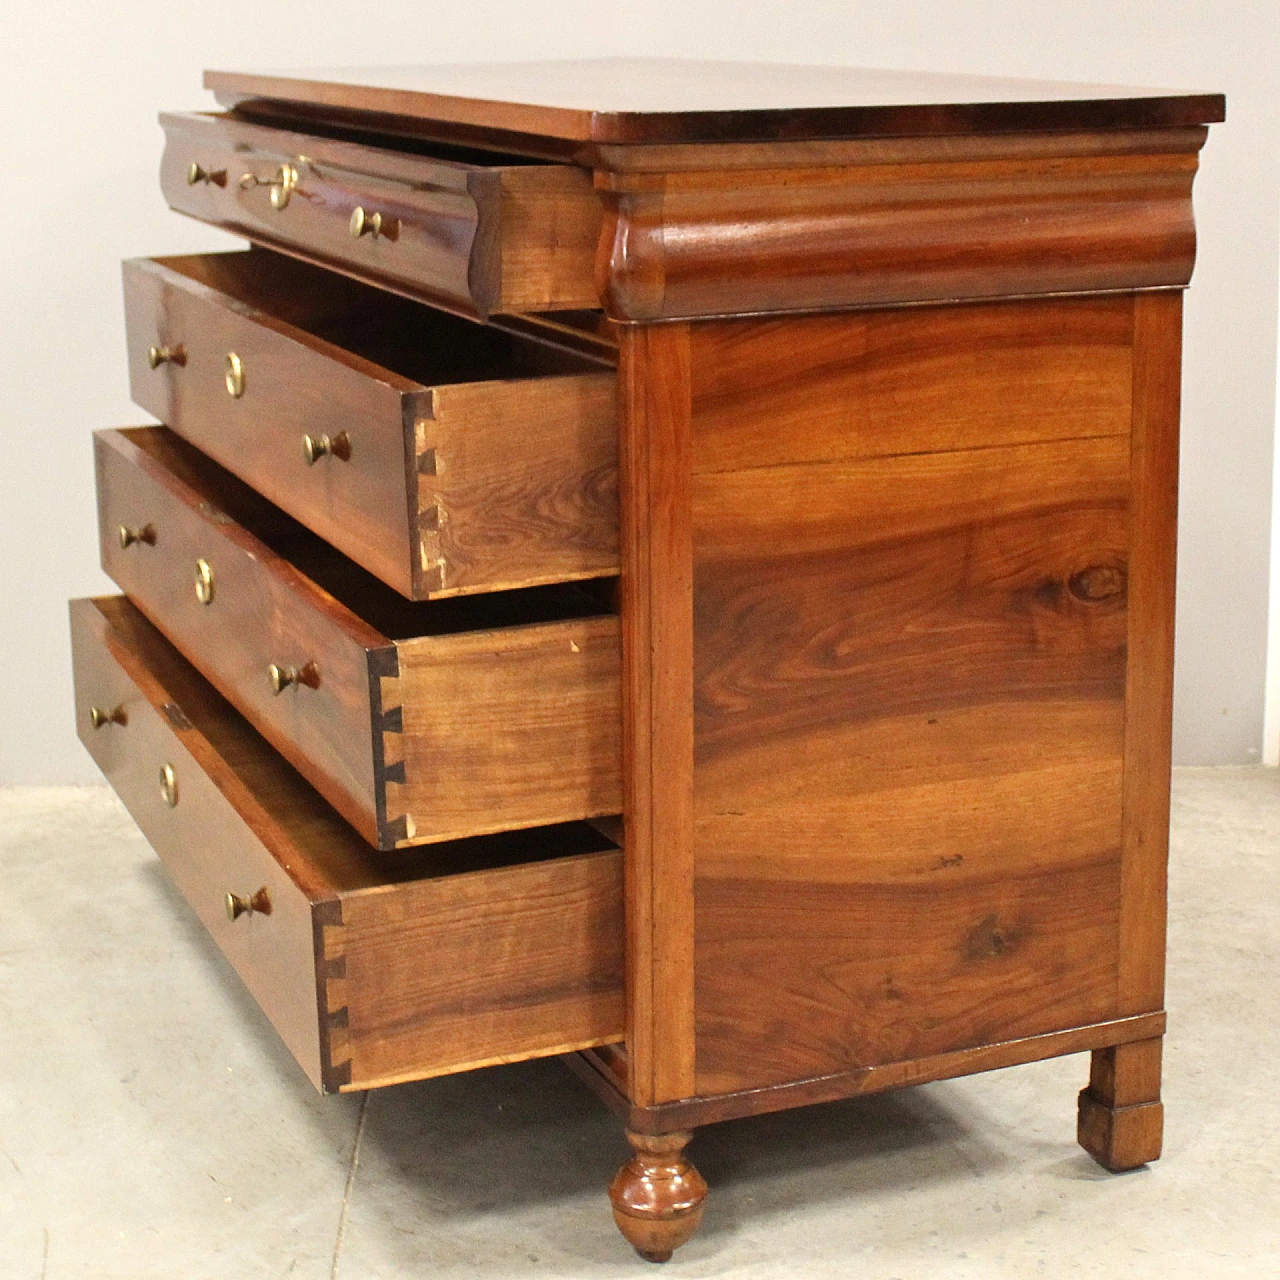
top-left (205, 57), bottom-right (1225, 146)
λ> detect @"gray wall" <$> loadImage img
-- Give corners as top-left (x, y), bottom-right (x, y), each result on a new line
top-left (2, 2), bottom-right (1276, 782)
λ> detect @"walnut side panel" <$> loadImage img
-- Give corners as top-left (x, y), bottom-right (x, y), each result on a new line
top-left (382, 617), bottom-right (623, 845)
top-left (421, 373), bottom-right (618, 596)
top-left (691, 295), bottom-right (1134, 474)
top-left (689, 309), bottom-right (1133, 1096)
top-left (332, 849), bottom-right (625, 1089)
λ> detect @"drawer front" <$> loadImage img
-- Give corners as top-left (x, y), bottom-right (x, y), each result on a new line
top-left (96, 427), bottom-right (385, 841)
top-left (124, 254), bottom-right (422, 596)
top-left (160, 112), bottom-right (602, 317)
top-left (69, 595), bottom-right (332, 1087)
top-left (70, 596), bottom-right (626, 1093)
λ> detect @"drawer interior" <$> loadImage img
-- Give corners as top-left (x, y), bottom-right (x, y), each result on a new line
top-left (151, 249), bottom-right (611, 379)
top-left (114, 426), bottom-right (617, 641)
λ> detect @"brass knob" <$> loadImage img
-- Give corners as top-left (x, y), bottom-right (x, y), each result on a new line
top-left (194, 558), bottom-right (215, 605)
top-left (159, 762), bottom-right (179, 808)
top-left (302, 432), bottom-right (351, 465)
top-left (224, 352), bottom-right (245, 399)
top-left (148, 344), bottom-right (186, 369)
top-left (268, 661), bottom-right (320, 695)
top-left (349, 206), bottom-right (383, 239)
top-left (89, 704), bottom-right (127, 729)
top-left (225, 887), bottom-right (272, 921)
top-left (118, 523), bottom-right (156, 549)
top-left (186, 162), bottom-right (226, 187)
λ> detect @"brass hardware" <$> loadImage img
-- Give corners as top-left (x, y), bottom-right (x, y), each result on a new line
top-left (239, 162), bottom-right (298, 209)
top-left (186, 162), bottom-right (226, 187)
top-left (159, 762), bottom-right (179, 808)
top-left (89, 704), bottom-right (127, 729)
top-left (349, 206), bottom-right (383, 239)
top-left (194, 558), bottom-right (215, 605)
top-left (302, 432), bottom-right (351, 465)
top-left (147, 344), bottom-right (186, 369)
top-left (268, 661), bottom-right (320, 695)
top-left (225, 887), bottom-right (272, 921)
top-left (224, 352), bottom-right (245, 398)
top-left (118, 523), bottom-right (156, 549)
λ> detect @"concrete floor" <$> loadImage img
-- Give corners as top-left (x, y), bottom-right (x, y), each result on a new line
top-left (1, 771), bottom-right (1277, 1279)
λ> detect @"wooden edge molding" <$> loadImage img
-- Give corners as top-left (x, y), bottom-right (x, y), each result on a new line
top-left (563, 1011), bottom-right (1167, 1134)
top-left (594, 130), bottom-right (1208, 322)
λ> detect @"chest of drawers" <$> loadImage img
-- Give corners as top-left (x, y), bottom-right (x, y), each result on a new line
top-left (70, 59), bottom-right (1223, 1261)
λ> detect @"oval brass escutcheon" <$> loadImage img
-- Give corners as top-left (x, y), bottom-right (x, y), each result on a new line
top-left (194, 558), bottom-right (215, 605)
top-left (224, 352), bottom-right (245, 399)
top-left (159, 762), bottom-right (179, 808)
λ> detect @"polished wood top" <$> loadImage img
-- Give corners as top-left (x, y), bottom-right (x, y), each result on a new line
top-left (206, 58), bottom-right (1225, 146)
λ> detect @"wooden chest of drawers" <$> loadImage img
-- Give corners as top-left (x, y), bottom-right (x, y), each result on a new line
top-left (70, 59), bottom-right (1223, 1261)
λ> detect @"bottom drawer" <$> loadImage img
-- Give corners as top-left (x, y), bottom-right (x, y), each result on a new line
top-left (70, 595), bottom-right (624, 1092)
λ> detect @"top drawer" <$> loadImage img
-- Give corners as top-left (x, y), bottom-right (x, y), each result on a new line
top-left (160, 112), bottom-right (604, 318)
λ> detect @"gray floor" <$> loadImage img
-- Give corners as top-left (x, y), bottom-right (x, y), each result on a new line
top-left (1, 770), bottom-right (1277, 1278)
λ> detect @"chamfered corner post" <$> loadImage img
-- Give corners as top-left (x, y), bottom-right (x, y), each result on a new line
top-left (1077, 1036), bottom-right (1165, 1171)
top-left (609, 1130), bottom-right (708, 1263)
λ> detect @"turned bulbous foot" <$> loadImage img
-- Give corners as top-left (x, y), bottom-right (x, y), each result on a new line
top-left (609, 1129), bottom-right (707, 1262)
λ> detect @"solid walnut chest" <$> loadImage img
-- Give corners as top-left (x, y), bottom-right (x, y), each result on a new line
top-left (69, 59), bottom-right (1223, 1262)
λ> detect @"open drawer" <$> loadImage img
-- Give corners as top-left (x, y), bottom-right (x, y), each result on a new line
top-left (159, 111), bottom-right (603, 318)
top-left (70, 595), bottom-right (625, 1093)
top-left (95, 427), bottom-right (622, 849)
top-left (124, 250), bottom-right (618, 601)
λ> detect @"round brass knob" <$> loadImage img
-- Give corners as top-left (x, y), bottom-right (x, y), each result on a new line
top-left (194, 558), bottom-right (215, 605)
top-left (349, 206), bottom-right (383, 239)
top-left (269, 163), bottom-right (298, 210)
top-left (89, 704), bottom-right (127, 729)
top-left (159, 762), bottom-right (179, 808)
top-left (225, 887), bottom-right (272, 921)
top-left (302, 432), bottom-right (351, 465)
top-left (268, 661), bottom-right (320, 695)
top-left (224, 352), bottom-right (245, 399)
top-left (147, 344), bottom-right (186, 369)
top-left (118, 523), bottom-right (156, 549)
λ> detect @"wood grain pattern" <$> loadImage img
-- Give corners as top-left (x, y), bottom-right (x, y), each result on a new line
top-left (160, 111), bottom-right (602, 317)
top-left (204, 60), bottom-right (1224, 146)
top-left (71, 596), bottom-right (625, 1092)
top-left (95, 427), bottom-right (621, 849)
top-left (616, 323), bottom-right (697, 1107)
top-left (597, 136), bottom-right (1206, 321)
top-left (567, 1010), bottom-right (1165, 1133)
top-left (690, 296), bottom-right (1134, 475)
top-left (1118, 291), bottom-right (1183, 1016)
top-left (125, 250), bottom-right (617, 599)
top-left (689, 309), bottom-right (1134, 1096)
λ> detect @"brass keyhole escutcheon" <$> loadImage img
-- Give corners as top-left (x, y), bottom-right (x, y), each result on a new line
top-left (302, 432), bottom-right (352, 465)
top-left (89, 704), bottom-right (127, 730)
top-left (268, 661), bottom-right (320, 695)
top-left (118, 523), bottom-right (156, 549)
top-left (225, 352), bottom-right (245, 399)
top-left (159, 763), bottom-right (179, 808)
top-left (148, 344), bottom-right (186, 369)
top-left (194, 558), bottom-right (215, 605)
top-left (225, 887), bottom-right (272, 921)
